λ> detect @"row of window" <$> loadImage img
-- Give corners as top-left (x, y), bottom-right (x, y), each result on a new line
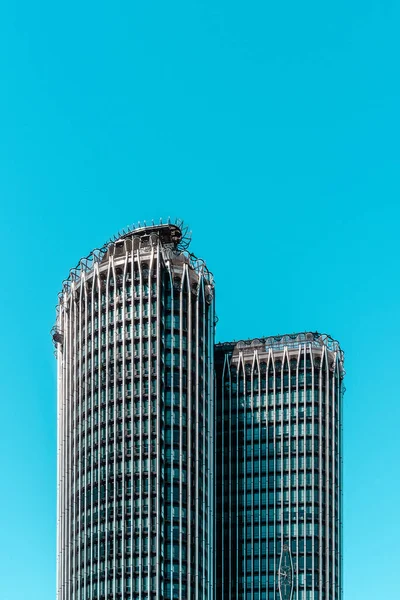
top-left (229, 371), bottom-right (337, 390)
top-left (225, 593), bottom-right (325, 600)
top-left (237, 456), bottom-right (321, 471)
top-left (221, 438), bottom-right (326, 453)
top-left (222, 389), bottom-right (336, 407)
top-left (229, 489), bottom-right (335, 504)
top-left (222, 473), bottom-right (325, 490)
top-left (231, 419), bottom-right (325, 436)
top-left (74, 405), bottom-right (194, 435)
top-left (74, 390), bottom-right (197, 416)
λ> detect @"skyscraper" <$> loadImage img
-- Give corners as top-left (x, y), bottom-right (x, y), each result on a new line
top-left (53, 222), bottom-right (216, 600)
top-left (215, 334), bottom-right (344, 600)
top-left (53, 221), bottom-right (344, 600)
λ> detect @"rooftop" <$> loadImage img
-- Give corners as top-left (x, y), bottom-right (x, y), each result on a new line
top-left (216, 331), bottom-right (344, 360)
top-left (114, 219), bottom-right (191, 251)
top-left (57, 218), bottom-right (191, 298)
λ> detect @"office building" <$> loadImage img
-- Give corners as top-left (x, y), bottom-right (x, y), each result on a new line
top-left (215, 333), bottom-right (344, 600)
top-left (53, 221), bottom-right (344, 600)
top-left (53, 222), bottom-right (216, 600)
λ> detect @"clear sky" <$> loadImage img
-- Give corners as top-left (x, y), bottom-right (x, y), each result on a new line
top-left (0, 1), bottom-right (399, 598)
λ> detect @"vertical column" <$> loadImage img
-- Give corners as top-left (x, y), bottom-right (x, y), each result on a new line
top-left (59, 301), bottom-right (68, 600)
top-left (112, 260), bottom-right (118, 599)
top-left (137, 249), bottom-right (143, 600)
top-left (250, 353), bottom-right (255, 600)
top-left (318, 347), bottom-right (324, 598)
top-left (121, 252), bottom-right (128, 600)
top-left (56, 308), bottom-right (62, 600)
top-left (294, 346), bottom-right (300, 600)
top-left (90, 277), bottom-right (95, 600)
top-left (207, 291), bottom-right (215, 600)
top-left (71, 288), bottom-right (77, 600)
top-left (194, 281), bottom-right (200, 600)
top-left (155, 244), bottom-right (161, 598)
top-left (179, 268), bottom-right (185, 600)
top-left (265, 351), bottom-right (271, 600)
top-left (272, 353), bottom-right (277, 598)
top-left (95, 268), bottom-right (102, 600)
top-left (201, 279), bottom-right (206, 600)
top-left (256, 353), bottom-right (261, 600)
top-left (323, 347), bottom-right (330, 599)
top-left (279, 352), bottom-right (284, 590)
top-left (226, 355), bottom-right (232, 600)
top-left (303, 345), bottom-right (307, 600)
top-left (104, 265), bottom-right (110, 599)
top-left (286, 348), bottom-right (292, 588)
top-left (130, 247), bottom-right (135, 598)
top-left (239, 354), bottom-right (246, 600)
top-left (310, 345), bottom-right (315, 599)
top-left (82, 280), bottom-right (88, 600)
top-left (338, 356), bottom-right (344, 600)
top-left (167, 264), bottom-right (174, 600)
top-left (331, 359), bottom-right (337, 600)
top-left (147, 246), bottom-right (154, 600)
top-left (186, 272), bottom-right (193, 600)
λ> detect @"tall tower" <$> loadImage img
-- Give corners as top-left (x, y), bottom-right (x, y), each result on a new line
top-left (53, 222), bottom-right (215, 600)
top-left (215, 333), bottom-right (344, 600)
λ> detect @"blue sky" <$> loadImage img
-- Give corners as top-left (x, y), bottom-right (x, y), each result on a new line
top-left (0, 1), bottom-right (399, 598)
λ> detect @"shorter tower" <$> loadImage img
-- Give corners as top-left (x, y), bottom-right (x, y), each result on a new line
top-left (215, 333), bottom-right (344, 600)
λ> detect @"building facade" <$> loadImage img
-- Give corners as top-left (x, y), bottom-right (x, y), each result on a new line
top-left (215, 333), bottom-right (344, 600)
top-left (54, 222), bottom-right (344, 600)
top-left (53, 223), bottom-right (216, 600)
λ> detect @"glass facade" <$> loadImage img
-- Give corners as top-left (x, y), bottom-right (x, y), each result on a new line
top-left (55, 224), bottom-right (215, 600)
top-left (54, 224), bottom-right (345, 600)
top-left (215, 334), bottom-right (344, 600)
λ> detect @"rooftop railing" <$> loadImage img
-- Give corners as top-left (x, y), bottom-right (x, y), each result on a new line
top-left (217, 332), bottom-right (343, 360)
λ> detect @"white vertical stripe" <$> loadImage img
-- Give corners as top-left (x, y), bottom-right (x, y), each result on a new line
top-left (295, 346), bottom-right (300, 600)
top-left (332, 355), bottom-right (337, 600)
top-left (155, 241), bottom-right (161, 598)
top-left (310, 345), bottom-right (315, 598)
